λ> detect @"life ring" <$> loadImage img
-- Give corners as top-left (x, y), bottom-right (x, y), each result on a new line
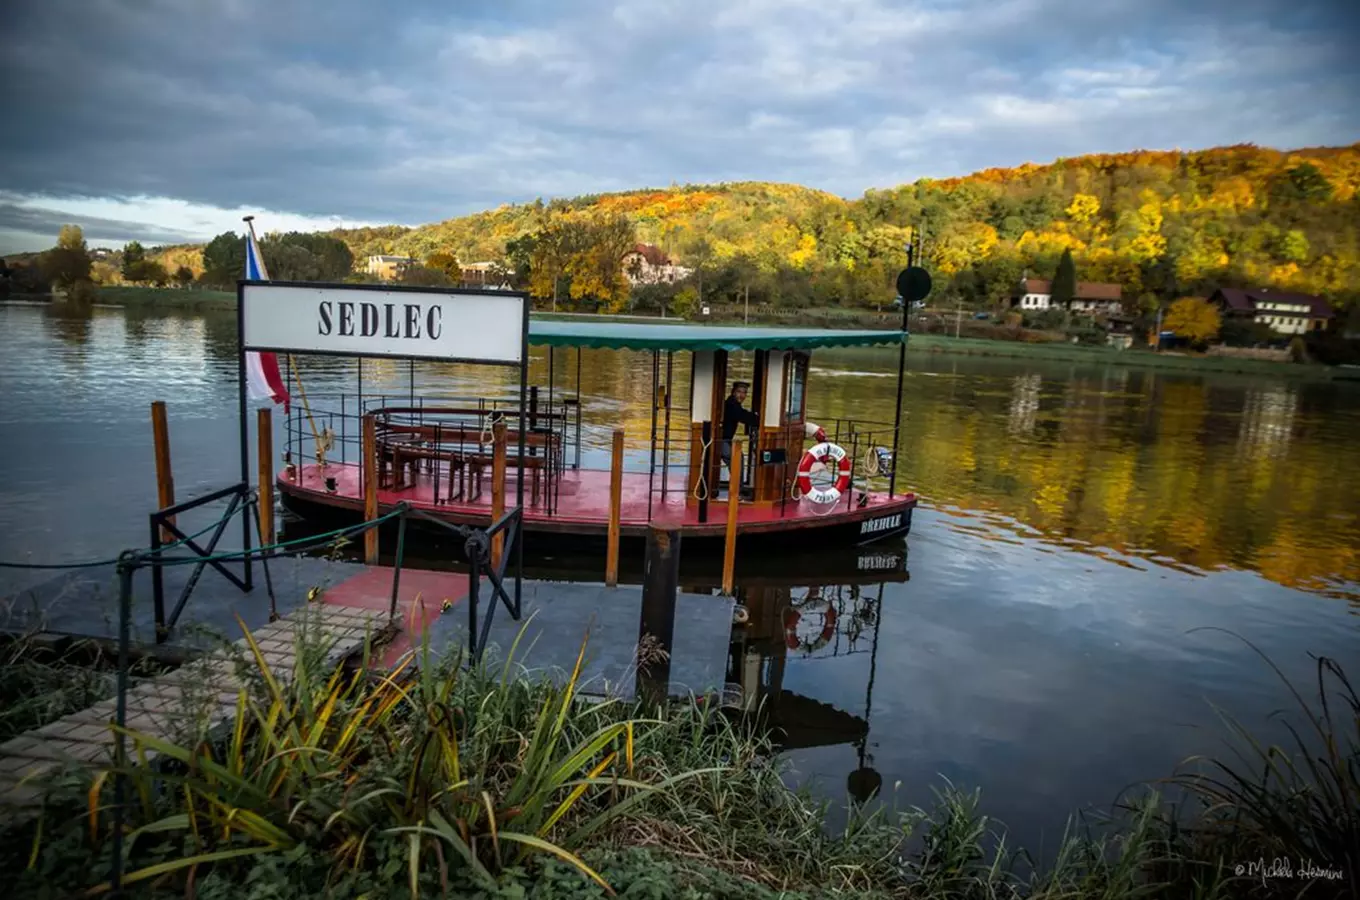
top-left (796, 442), bottom-right (852, 505)
top-left (784, 600), bottom-right (837, 652)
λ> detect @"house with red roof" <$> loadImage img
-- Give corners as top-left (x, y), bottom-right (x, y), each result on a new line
top-left (1209, 287), bottom-right (1333, 335)
top-left (622, 243), bottom-right (693, 285)
top-left (1010, 278), bottom-right (1123, 315)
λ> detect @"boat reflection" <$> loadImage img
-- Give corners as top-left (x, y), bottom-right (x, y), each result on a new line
top-left (278, 514), bottom-right (900, 800)
top-left (715, 563), bottom-right (892, 805)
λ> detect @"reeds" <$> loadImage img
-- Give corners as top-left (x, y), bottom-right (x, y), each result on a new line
top-left (3, 624), bottom-right (1356, 899)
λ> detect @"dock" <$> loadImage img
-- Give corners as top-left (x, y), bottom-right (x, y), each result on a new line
top-left (0, 556), bottom-right (735, 816)
top-left (0, 603), bottom-right (387, 814)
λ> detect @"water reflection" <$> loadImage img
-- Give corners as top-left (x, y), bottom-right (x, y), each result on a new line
top-left (5, 303), bottom-right (1360, 853)
top-left (7, 304), bottom-right (1359, 603)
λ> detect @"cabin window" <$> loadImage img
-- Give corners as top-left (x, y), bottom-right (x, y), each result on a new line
top-left (785, 354), bottom-right (807, 420)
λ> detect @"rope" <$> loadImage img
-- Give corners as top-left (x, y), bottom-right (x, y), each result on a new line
top-left (153, 507), bottom-right (406, 567)
top-left (289, 356), bottom-right (326, 464)
top-left (479, 411), bottom-right (505, 447)
top-left (0, 503), bottom-right (400, 572)
top-left (691, 429), bottom-right (713, 501)
top-left (0, 498), bottom-right (246, 570)
top-left (863, 443), bottom-right (880, 477)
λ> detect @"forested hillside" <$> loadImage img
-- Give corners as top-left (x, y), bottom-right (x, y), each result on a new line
top-left (137, 143), bottom-right (1360, 314)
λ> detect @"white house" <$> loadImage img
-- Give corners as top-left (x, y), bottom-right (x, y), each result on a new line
top-left (622, 244), bottom-right (693, 285)
top-left (365, 255), bottom-right (416, 280)
top-left (1011, 278), bottom-right (1123, 315)
top-left (1210, 288), bottom-right (1333, 335)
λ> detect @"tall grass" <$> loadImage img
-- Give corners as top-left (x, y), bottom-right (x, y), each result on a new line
top-left (0, 633), bottom-right (149, 742)
top-left (1152, 641), bottom-right (1358, 897)
top-left (3, 625), bottom-right (1356, 899)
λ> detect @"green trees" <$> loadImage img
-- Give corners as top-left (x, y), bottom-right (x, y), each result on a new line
top-left (178, 144), bottom-right (1360, 314)
top-left (1051, 248), bottom-right (1077, 308)
top-left (200, 231), bottom-right (353, 285)
top-left (120, 241), bottom-right (145, 276)
top-left (120, 241), bottom-right (171, 285)
top-left (201, 232), bottom-right (246, 285)
top-left (40, 225), bottom-right (93, 294)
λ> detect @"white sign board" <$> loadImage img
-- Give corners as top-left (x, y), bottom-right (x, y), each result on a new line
top-left (241, 284), bottom-right (526, 364)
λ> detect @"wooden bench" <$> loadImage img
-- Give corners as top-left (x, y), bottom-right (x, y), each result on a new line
top-left (382, 434), bottom-right (560, 506)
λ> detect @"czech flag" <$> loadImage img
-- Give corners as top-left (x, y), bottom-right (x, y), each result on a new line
top-left (243, 227), bottom-right (290, 410)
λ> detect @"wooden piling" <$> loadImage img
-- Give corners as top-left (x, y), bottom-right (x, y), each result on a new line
top-left (606, 428), bottom-right (624, 586)
top-left (722, 437), bottom-right (743, 594)
top-left (361, 414), bottom-right (378, 565)
top-left (150, 401), bottom-right (175, 541)
top-left (257, 408), bottom-right (274, 548)
top-left (491, 420), bottom-right (507, 570)
top-left (636, 526), bottom-right (680, 707)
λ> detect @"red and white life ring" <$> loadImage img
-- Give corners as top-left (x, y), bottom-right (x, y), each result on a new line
top-left (784, 600), bottom-right (838, 652)
top-left (796, 441), bottom-right (852, 504)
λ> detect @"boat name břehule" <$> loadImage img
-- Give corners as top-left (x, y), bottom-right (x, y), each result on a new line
top-left (860, 514), bottom-right (902, 535)
top-left (317, 300), bottom-right (443, 341)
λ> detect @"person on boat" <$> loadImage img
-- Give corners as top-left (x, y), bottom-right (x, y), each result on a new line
top-left (721, 381), bottom-right (828, 462)
top-left (721, 381), bottom-right (759, 469)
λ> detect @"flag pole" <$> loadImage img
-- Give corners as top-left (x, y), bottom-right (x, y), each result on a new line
top-left (239, 216), bottom-right (254, 584)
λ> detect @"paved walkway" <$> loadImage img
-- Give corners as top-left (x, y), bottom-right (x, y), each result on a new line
top-left (0, 603), bottom-right (389, 816)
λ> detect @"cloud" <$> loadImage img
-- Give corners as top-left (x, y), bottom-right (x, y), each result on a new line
top-left (1, 0), bottom-right (1357, 253)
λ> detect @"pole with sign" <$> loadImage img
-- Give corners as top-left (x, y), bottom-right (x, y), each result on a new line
top-left (237, 279), bottom-right (531, 601)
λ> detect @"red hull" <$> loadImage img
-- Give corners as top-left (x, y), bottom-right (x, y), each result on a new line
top-left (277, 463), bottom-right (916, 548)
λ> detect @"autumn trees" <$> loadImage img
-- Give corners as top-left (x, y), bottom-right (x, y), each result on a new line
top-left (39, 225), bottom-right (97, 300)
top-left (1164, 297), bottom-right (1223, 347)
top-left (274, 144), bottom-right (1360, 316)
top-left (524, 213), bottom-right (636, 312)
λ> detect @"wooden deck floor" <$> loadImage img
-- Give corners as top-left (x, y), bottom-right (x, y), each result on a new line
top-left (0, 604), bottom-right (390, 817)
top-left (281, 463), bottom-right (913, 537)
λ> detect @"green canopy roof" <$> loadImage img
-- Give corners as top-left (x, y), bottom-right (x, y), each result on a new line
top-left (527, 319), bottom-right (906, 351)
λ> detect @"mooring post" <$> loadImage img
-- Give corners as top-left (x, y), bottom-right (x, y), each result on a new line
top-left (150, 401), bottom-right (175, 541)
top-left (491, 419), bottom-right (507, 571)
top-left (362, 414), bottom-right (378, 565)
top-left (606, 428), bottom-right (624, 586)
top-left (636, 526), bottom-right (680, 708)
top-left (722, 436), bottom-right (743, 594)
top-left (256, 407), bottom-right (274, 549)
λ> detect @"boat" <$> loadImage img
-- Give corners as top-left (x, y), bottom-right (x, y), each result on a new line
top-left (275, 319), bottom-right (918, 553)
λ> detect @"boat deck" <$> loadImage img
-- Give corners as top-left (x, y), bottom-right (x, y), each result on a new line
top-left (280, 462), bottom-right (916, 540)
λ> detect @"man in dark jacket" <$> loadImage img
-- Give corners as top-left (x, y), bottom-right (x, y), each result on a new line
top-left (721, 381), bottom-right (759, 469)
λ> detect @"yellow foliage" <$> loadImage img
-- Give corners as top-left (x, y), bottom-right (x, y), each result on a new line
top-left (1016, 229), bottom-right (1086, 255)
top-left (1066, 193), bottom-right (1100, 224)
top-left (936, 222), bottom-right (1000, 274)
top-left (788, 233), bottom-right (818, 268)
top-left (1268, 262), bottom-right (1303, 287)
top-left (1163, 296), bottom-right (1222, 345)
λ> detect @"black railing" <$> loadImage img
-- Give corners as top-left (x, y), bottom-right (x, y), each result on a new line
top-left (389, 503), bottom-right (523, 661)
top-left (146, 482), bottom-right (274, 643)
top-left (281, 392), bottom-right (575, 515)
top-left (110, 495), bottom-right (522, 894)
top-left (144, 484), bottom-right (522, 663)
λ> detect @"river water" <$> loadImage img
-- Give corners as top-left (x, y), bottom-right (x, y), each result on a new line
top-left (2, 301), bottom-right (1357, 851)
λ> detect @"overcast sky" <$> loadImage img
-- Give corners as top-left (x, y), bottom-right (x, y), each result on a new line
top-left (2, 0), bottom-right (1357, 254)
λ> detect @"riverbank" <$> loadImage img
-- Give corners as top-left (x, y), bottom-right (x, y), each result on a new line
top-left (75, 288), bottom-right (1346, 379)
top-left (901, 333), bottom-right (1343, 378)
top-left (95, 285), bottom-right (237, 309)
top-left (2, 626), bottom-right (1354, 899)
